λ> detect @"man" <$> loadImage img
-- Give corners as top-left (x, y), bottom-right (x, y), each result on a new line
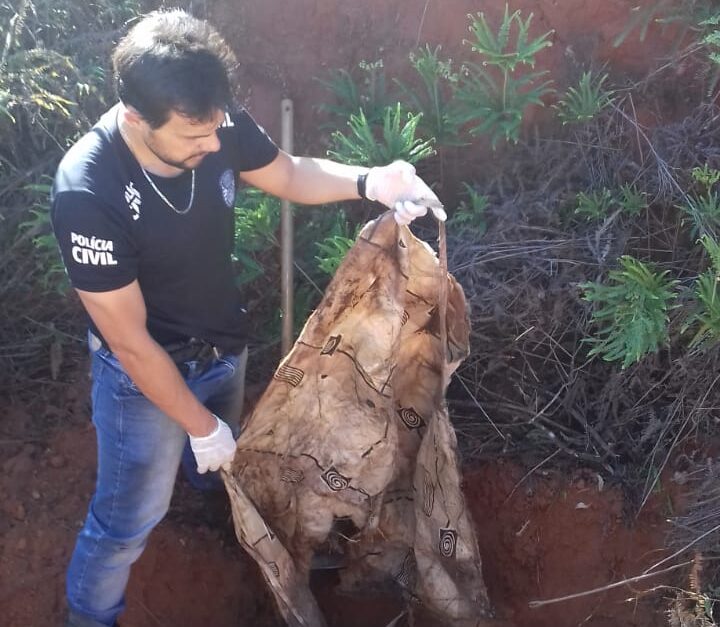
top-left (51, 9), bottom-right (444, 627)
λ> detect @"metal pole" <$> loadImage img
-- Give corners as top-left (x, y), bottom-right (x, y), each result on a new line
top-left (280, 99), bottom-right (294, 357)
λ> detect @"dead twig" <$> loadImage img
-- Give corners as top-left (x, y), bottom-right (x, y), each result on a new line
top-left (528, 561), bottom-right (693, 609)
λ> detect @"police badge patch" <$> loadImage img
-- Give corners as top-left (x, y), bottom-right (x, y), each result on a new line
top-left (220, 169), bottom-right (235, 207)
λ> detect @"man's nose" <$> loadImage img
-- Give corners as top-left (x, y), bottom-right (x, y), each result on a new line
top-left (201, 132), bottom-right (221, 154)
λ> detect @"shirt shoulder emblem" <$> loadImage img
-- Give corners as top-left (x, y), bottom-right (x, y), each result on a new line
top-left (219, 169), bottom-right (235, 208)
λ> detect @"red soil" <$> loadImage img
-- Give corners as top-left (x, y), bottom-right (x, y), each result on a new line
top-left (0, 371), bottom-right (684, 627)
top-left (212, 0), bottom-right (688, 151)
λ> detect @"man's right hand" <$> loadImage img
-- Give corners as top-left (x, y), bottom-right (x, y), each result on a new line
top-left (188, 414), bottom-right (237, 473)
top-left (365, 161), bottom-right (447, 225)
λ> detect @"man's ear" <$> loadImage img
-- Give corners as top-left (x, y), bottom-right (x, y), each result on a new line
top-left (122, 105), bottom-right (145, 130)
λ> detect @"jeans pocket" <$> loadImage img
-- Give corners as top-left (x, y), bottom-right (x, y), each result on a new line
top-left (94, 350), bottom-right (142, 398)
top-left (116, 374), bottom-right (142, 397)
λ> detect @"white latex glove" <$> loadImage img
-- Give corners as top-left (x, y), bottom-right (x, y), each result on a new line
top-left (188, 414), bottom-right (236, 474)
top-left (365, 160), bottom-right (447, 226)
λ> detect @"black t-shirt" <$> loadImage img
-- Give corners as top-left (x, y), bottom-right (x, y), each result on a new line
top-left (51, 104), bottom-right (279, 352)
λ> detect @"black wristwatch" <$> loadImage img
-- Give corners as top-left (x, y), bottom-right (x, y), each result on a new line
top-left (356, 172), bottom-right (368, 200)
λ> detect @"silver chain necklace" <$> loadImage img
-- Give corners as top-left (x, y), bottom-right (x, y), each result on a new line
top-left (140, 167), bottom-right (195, 215)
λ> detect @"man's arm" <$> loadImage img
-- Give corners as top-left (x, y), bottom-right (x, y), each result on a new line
top-left (239, 150), bottom-right (364, 205)
top-left (76, 280), bottom-right (217, 437)
top-left (239, 151), bottom-right (447, 224)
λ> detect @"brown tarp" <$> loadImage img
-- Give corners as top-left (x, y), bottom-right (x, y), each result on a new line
top-left (224, 212), bottom-right (492, 626)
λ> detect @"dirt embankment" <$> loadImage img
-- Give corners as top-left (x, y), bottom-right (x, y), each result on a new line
top-left (0, 368), bottom-right (683, 627)
top-left (210, 0), bottom-right (686, 152)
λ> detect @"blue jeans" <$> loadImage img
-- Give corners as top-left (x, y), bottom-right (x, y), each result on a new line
top-left (65, 340), bottom-right (247, 626)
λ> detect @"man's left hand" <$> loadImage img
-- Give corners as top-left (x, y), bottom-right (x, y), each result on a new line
top-left (364, 161), bottom-right (447, 226)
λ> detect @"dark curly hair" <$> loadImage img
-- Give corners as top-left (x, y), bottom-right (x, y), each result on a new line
top-left (113, 10), bottom-right (236, 128)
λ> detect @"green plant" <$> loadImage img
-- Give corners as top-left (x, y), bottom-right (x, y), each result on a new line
top-left (447, 183), bottom-right (489, 235)
top-left (233, 187), bottom-right (281, 285)
top-left (692, 164), bottom-right (720, 188)
top-left (575, 188), bottom-right (614, 221)
top-left (573, 185), bottom-right (645, 222)
top-left (682, 191), bottom-right (720, 236)
top-left (684, 234), bottom-right (720, 349)
top-left (0, 0), bottom-right (138, 147)
top-left (581, 255), bottom-right (679, 368)
top-left (0, 0), bottom-right (144, 390)
top-left (327, 103), bottom-right (435, 166)
top-left (618, 183), bottom-right (647, 216)
top-left (20, 180), bottom-right (68, 291)
top-left (4, 49), bottom-right (77, 114)
top-left (315, 59), bottom-right (388, 126)
top-left (613, 1), bottom-right (673, 47)
top-left (702, 13), bottom-right (720, 63)
top-left (450, 5), bottom-right (554, 147)
top-left (315, 235), bottom-right (355, 276)
top-left (554, 71), bottom-right (615, 124)
top-left (680, 166), bottom-right (720, 236)
top-left (613, 0), bottom-right (716, 47)
top-left (395, 45), bottom-right (464, 147)
top-left (315, 209), bottom-right (358, 276)
top-left (233, 191), bottom-right (364, 344)
top-left (288, 284), bottom-right (317, 337)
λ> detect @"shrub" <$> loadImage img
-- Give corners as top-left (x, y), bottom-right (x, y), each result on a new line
top-left (315, 60), bottom-right (389, 127)
top-left (581, 256), bottom-right (679, 368)
top-left (450, 5), bottom-right (554, 147)
top-left (327, 103), bottom-right (435, 166)
top-left (554, 71), bottom-right (615, 125)
top-left (395, 45), bottom-right (464, 148)
top-left (684, 234), bottom-right (720, 349)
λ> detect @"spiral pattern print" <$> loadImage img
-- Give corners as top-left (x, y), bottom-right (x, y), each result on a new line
top-left (397, 407), bottom-right (425, 430)
top-left (321, 335), bottom-right (342, 355)
top-left (321, 466), bottom-right (350, 491)
top-left (439, 528), bottom-right (457, 558)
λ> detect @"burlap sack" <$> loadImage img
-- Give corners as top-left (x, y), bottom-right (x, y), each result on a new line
top-left (224, 212), bottom-right (492, 626)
